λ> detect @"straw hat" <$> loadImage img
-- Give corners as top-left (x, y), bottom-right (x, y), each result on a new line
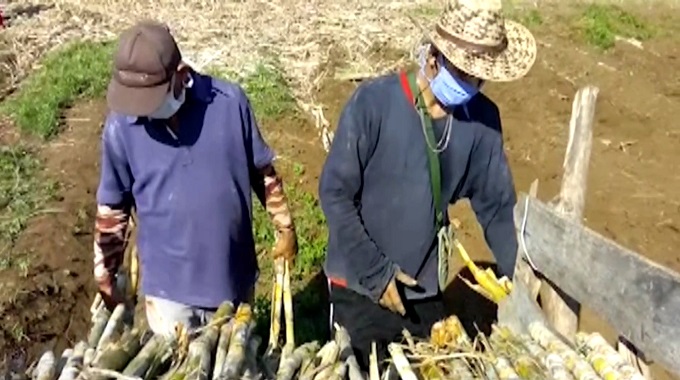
top-left (425, 0), bottom-right (537, 82)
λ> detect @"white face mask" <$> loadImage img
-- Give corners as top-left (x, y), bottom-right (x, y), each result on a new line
top-left (148, 74), bottom-right (189, 120)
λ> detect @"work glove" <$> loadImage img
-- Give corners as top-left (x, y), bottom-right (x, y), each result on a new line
top-left (379, 269), bottom-right (418, 316)
top-left (272, 227), bottom-right (298, 268)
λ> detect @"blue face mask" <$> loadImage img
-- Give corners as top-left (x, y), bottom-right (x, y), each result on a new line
top-left (420, 54), bottom-right (479, 107)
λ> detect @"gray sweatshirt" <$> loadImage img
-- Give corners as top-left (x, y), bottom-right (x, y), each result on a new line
top-left (319, 72), bottom-right (518, 302)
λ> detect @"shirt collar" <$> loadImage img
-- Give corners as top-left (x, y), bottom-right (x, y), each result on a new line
top-left (126, 70), bottom-right (212, 125)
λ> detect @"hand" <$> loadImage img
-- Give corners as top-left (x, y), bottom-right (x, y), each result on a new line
top-left (98, 278), bottom-right (124, 311)
top-left (379, 269), bottom-right (418, 316)
top-left (272, 228), bottom-right (298, 268)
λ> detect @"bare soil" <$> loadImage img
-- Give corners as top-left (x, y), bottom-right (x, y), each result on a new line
top-left (1, 3), bottom-right (679, 379)
top-left (0, 100), bottom-right (106, 365)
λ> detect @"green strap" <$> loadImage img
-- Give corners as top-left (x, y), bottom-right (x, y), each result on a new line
top-left (406, 72), bottom-right (443, 227)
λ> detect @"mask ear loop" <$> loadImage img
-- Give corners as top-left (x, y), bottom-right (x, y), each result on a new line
top-left (414, 42), bottom-right (436, 105)
top-left (183, 72), bottom-right (194, 89)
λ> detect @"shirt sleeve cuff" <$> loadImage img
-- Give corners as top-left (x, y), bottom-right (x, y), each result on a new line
top-left (96, 189), bottom-right (125, 206)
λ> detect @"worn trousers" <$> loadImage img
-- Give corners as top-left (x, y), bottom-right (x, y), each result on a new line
top-left (329, 284), bottom-right (446, 372)
top-left (145, 288), bottom-right (254, 337)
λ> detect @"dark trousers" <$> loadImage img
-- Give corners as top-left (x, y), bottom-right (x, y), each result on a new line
top-left (329, 284), bottom-right (446, 372)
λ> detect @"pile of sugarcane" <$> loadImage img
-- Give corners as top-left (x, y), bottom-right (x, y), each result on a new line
top-left (25, 300), bottom-right (365, 380)
top-left (23, 258), bottom-right (367, 380)
top-left (389, 315), bottom-right (647, 380)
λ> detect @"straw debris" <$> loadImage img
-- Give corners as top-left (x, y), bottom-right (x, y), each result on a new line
top-left (2, 0), bottom-right (441, 146)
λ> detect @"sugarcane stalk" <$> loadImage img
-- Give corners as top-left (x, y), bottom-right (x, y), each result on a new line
top-left (484, 363), bottom-right (500, 380)
top-left (34, 351), bottom-right (56, 380)
top-left (56, 349), bottom-right (73, 377)
top-left (212, 321), bottom-right (234, 380)
top-left (380, 365), bottom-right (394, 380)
top-left (493, 357), bottom-right (520, 380)
top-left (84, 348), bottom-right (96, 368)
top-left (122, 334), bottom-right (170, 378)
top-left (89, 306), bottom-right (112, 348)
top-left (276, 342), bottom-right (320, 380)
top-left (97, 304), bottom-right (127, 352)
top-left (127, 242), bottom-right (139, 301)
top-left (282, 260), bottom-right (295, 355)
top-left (387, 344), bottom-right (417, 380)
top-left (369, 342), bottom-right (379, 380)
top-left (85, 367), bottom-right (142, 380)
top-left (145, 349), bottom-right (173, 380)
top-left (171, 301), bottom-right (236, 380)
top-left (334, 361), bottom-right (347, 379)
top-left (333, 324), bottom-right (364, 380)
top-left (304, 341), bottom-right (339, 380)
top-left (529, 322), bottom-right (599, 380)
top-left (454, 239), bottom-right (509, 303)
top-left (298, 348), bottom-right (327, 380)
top-left (93, 328), bottom-right (150, 371)
top-left (91, 294), bottom-right (103, 317)
top-left (57, 342), bottom-right (87, 380)
top-left (267, 259), bottom-right (285, 354)
top-left (177, 341), bottom-right (206, 380)
top-left (489, 327), bottom-right (546, 380)
top-left (576, 332), bottom-right (643, 380)
top-left (515, 332), bottom-right (574, 380)
top-left (219, 304), bottom-right (253, 379)
top-left (449, 359), bottom-right (474, 380)
top-left (312, 364), bottom-right (336, 380)
top-left (298, 354), bottom-right (315, 378)
top-left (242, 334), bottom-right (262, 380)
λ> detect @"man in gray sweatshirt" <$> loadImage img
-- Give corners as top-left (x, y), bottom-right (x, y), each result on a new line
top-left (318, 0), bottom-right (537, 370)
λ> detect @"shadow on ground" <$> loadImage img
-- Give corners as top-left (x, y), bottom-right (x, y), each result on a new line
top-left (444, 261), bottom-right (499, 338)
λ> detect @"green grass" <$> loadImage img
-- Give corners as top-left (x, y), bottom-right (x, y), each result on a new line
top-left (0, 145), bottom-right (57, 266)
top-left (0, 40), bottom-right (110, 268)
top-left (0, 41), bottom-right (114, 139)
top-left (519, 9), bottom-right (543, 28)
top-left (208, 60), bottom-right (296, 120)
top-left (578, 4), bottom-right (654, 50)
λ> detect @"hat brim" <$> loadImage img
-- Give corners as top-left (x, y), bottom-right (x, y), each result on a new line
top-left (428, 20), bottom-right (537, 82)
top-left (106, 78), bottom-right (171, 116)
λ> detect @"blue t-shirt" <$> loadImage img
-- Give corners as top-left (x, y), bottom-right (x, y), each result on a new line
top-left (97, 72), bottom-right (274, 308)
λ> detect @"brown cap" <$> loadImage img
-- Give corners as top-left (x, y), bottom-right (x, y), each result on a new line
top-left (106, 20), bottom-right (182, 116)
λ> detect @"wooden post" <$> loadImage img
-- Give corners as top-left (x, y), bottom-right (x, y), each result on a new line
top-left (541, 85), bottom-right (598, 340)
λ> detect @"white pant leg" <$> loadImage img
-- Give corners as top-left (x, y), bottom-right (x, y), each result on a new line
top-left (145, 296), bottom-right (204, 337)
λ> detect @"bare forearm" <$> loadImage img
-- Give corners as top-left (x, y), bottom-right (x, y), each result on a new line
top-left (261, 165), bottom-right (294, 232)
top-left (93, 204), bottom-right (130, 288)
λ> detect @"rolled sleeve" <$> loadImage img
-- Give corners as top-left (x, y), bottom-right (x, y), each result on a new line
top-left (96, 115), bottom-right (133, 206)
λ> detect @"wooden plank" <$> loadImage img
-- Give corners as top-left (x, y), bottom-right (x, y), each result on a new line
top-left (543, 85), bottom-right (599, 339)
top-left (513, 193), bottom-right (680, 375)
top-left (498, 277), bottom-right (547, 335)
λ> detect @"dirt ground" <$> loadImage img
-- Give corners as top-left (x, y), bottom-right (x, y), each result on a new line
top-left (0, 100), bottom-right (105, 364)
top-left (1, 3), bottom-right (679, 379)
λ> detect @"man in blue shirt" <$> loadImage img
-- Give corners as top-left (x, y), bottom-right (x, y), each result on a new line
top-left (94, 20), bottom-right (298, 336)
top-left (319, 0), bottom-right (537, 370)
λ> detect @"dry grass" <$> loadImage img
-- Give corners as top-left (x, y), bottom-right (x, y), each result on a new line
top-left (0, 0), bottom-right (676, 141)
top-left (1, 0), bottom-right (439, 139)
